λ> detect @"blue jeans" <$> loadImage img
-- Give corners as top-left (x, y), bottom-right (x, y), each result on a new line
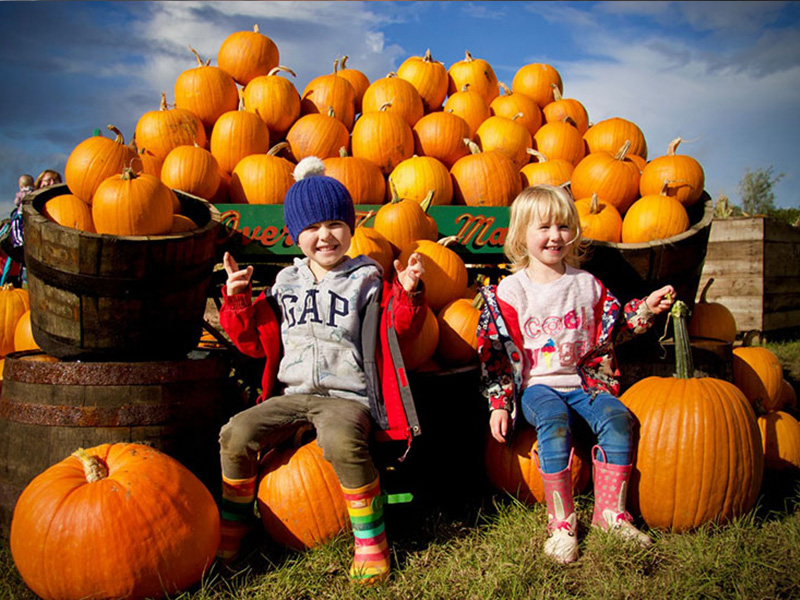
top-left (520, 385), bottom-right (634, 474)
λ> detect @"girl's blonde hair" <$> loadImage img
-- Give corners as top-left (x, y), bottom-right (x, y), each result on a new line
top-left (503, 184), bottom-right (586, 272)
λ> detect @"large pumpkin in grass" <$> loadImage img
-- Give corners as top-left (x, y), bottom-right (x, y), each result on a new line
top-left (92, 168), bottom-right (174, 236)
top-left (65, 125), bottom-right (141, 204)
top-left (398, 238), bottom-right (468, 312)
top-left (257, 439), bottom-right (349, 551)
top-left (0, 284), bottom-right (30, 356)
top-left (10, 443), bottom-right (220, 600)
top-left (620, 301), bottom-right (763, 532)
top-left (484, 426), bottom-right (590, 506)
top-left (732, 346), bottom-right (784, 413)
top-left (758, 411), bottom-right (800, 471)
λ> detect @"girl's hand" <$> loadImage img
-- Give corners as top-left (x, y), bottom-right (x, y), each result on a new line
top-left (395, 252), bottom-right (425, 293)
top-left (490, 409), bottom-right (509, 444)
top-left (646, 284), bottom-right (676, 314)
top-left (223, 251), bottom-right (253, 296)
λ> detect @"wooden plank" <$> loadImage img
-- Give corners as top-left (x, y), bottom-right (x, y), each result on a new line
top-left (696, 275), bottom-right (762, 299)
top-left (708, 218), bottom-right (765, 243)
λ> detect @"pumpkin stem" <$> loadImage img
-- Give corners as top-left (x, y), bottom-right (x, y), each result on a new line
top-left (340, 55), bottom-right (350, 69)
top-left (253, 24), bottom-right (260, 34)
top-left (72, 448), bottom-right (109, 483)
top-left (590, 193), bottom-right (600, 214)
top-left (338, 145), bottom-right (349, 158)
top-left (669, 299), bottom-right (694, 379)
top-left (699, 278), bottom-right (714, 303)
top-left (388, 177), bottom-right (401, 203)
top-left (526, 148), bottom-right (547, 163)
top-left (268, 65), bottom-right (297, 78)
top-left (159, 92), bottom-right (168, 111)
top-left (438, 235), bottom-right (459, 247)
top-left (420, 189), bottom-right (435, 210)
top-left (423, 48), bottom-right (434, 62)
top-left (379, 102), bottom-right (393, 112)
top-left (267, 141), bottom-right (290, 156)
top-left (667, 137), bottom-right (683, 156)
top-left (463, 50), bottom-right (474, 62)
top-left (498, 82), bottom-right (512, 96)
top-left (512, 112), bottom-right (524, 122)
top-left (188, 45), bottom-right (204, 67)
top-left (614, 140), bottom-right (632, 161)
top-left (333, 57), bottom-right (339, 74)
top-left (120, 166), bottom-right (138, 181)
top-left (551, 84), bottom-right (563, 102)
top-left (464, 139), bottom-right (481, 154)
top-left (107, 124), bottom-right (125, 145)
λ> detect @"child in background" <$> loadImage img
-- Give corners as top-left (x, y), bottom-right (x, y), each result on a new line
top-left (477, 185), bottom-right (674, 564)
top-left (14, 174), bottom-right (34, 207)
top-left (34, 169), bottom-right (62, 189)
top-left (217, 156), bottom-right (426, 584)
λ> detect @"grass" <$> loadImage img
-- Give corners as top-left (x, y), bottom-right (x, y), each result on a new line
top-left (3, 338), bottom-right (800, 600)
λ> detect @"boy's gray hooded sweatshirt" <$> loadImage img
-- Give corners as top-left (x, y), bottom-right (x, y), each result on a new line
top-left (271, 254), bottom-right (383, 405)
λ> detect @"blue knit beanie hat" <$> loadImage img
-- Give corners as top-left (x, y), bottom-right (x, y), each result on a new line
top-left (284, 156), bottom-right (355, 242)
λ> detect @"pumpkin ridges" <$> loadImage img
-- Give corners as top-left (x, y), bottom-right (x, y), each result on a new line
top-left (217, 24), bottom-right (280, 86)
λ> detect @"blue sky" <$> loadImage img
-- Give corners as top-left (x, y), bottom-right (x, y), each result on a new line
top-left (1, 1), bottom-right (798, 216)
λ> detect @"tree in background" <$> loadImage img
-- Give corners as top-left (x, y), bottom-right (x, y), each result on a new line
top-left (738, 166), bottom-right (784, 215)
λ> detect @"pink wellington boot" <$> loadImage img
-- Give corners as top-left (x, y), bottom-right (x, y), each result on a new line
top-left (538, 451), bottom-right (579, 564)
top-left (591, 445), bottom-right (652, 547)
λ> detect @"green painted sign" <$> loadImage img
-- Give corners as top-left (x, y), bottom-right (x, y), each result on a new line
top-left (217, 204), bottom-right (511, 263)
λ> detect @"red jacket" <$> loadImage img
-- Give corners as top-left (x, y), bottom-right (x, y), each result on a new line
top-left (220, 277), bottom-right (427, 448)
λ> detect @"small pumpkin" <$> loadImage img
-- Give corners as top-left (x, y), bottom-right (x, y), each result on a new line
top-left (388, 156), bottom-right (453, 206)
top-left (345, 217), bottom-right (395, 280)
top-left (621, 185), bottom-right (689, 243)
top-left (217, 24), bottom-right (280, 86)
top-left (541, 85), bottom-right (589, 134)
top-left (361, 72), bottom-right (425, 127)
top-left (687, 278), bottom-right (737, 343)
top-left (134, 92), bottom-right (207, 161)
top-left (532, 119), bottom-right (586, 166)
top-left (447, 50), bottom-right (499, 105)
top-left (732, 345), bottom-right (784, 413)
top-left (443, 83), bottom-right (491, 139)
top-left (13, 310), bottom-right (39, 352)
top-left (758, 410), bottom-right (800, 472)
top-left (575, 193), bottom-right (622, 243)
top-left (91, 168), bottom-right (174, 236)
top-left (373, 189), bottom-right (436, 255)
top-left (160, 143), bottom-right (221, 200)
top-left (511, 63), bottom-right (563, 108)
top-left (257, 439), bottom-right (349, 551)
top-left (475, 113), bottom-right (533, 170)
top-left (300, 59), bottom-right (357, 130)
top-left (451, 140), bottom-right (523, 207)
top-left (42, 194), bottom-right (96, 233)
top-left (337, 55), bottom-right (370, 115)
top-left (584, 117), bottom-right (648, 161)
top-left (397, 49), bottom-right (449, 114)
top-left (570, 140), bottom-right (642, 214)
top-left (243, 65), bottom-right (302, 140)
top-left (639, 137), bottom-right (705, 208)
top-left (620, 300), bottom-right (763, 532)
top-left (10, 443), bottom-right (220, 600)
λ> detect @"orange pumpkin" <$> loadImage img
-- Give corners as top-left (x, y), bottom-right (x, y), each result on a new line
top-left (475, 114), bottom-right (532, 170)
top-left (64, 125), bottom-right (140, 204)
top-left (42, 194), bottom-right (96, 233)
top-left (351, 104), bottom-right (415, 176)
top-left (397, 49), bottom-right (449, 114)
top-left (758, 411), bottom-right (800, 471)
top-left (490, 82), bottom-right (543, 138)
top-left (732, 346), bottom-right (784, 413)
top-left (575, 193), bottom-right (622, 243)
top-left (217, 24), bottom-right (280, 86)
top-left (687, 278), bottom-right (737, 343)
top-left (243, 65), bottom-right (302, 140)
top-left (412, 111), bottom-right (472, 169)
top-left (169, 214), bottom-right (198, 234)
top-left (443, 84), bottom-right (491, 139)
top-left (399, 307), bottom-right (440, 371)
top-left (286, 108), bottom-right (351, 162)
top-left (620, 301), bottom-right (763, 532)
top-left (14, 310), bottom-right (39, 352)
top-left (10, 443), bottom-right (220, 600)
top-left (542, 85), bottom-right (589, 134)
top-left (447, 50), bottom-right (499, 105)
top-left (532, 120), bottom-right (586, 166)
top-left (345, 220), bottom-right (395, 280)
top-left (511, 63), bottom-right (563, 108)
top-left (373, 189), bottom-right (435, 256)
top-left (388, 156), bottom-right (453, 206)
top-left (174, 46), bottom-right (239, 132)
top-left (436, 294), bottom-right (482, 366)
top-left (362, 73), bottom-right (425, 128)
top-left (451, 141), bottom-right (523, 207)
top-left (639, 137), bottom-right (705, 208)
top-left (337, 55), bottom-right (370, 115)
top-left (520, 149), bottom-right (574, 188)
top-left (0, 285), bottom-right (30, 356)
top-left (160, 143), bottom-right (221, 200)
top-left (135, 147), bottom-right (164, 178)
top-left (257, 439), bottom-right (349, 551)
top-left (134, 93), bottom-right (207, 161)
top-left (229, 142), bottom-right (295, 205)
top-left (323, 147), bottom-right (386, 205)
top-left (91, 168), bottom-right (174, 236)
top-left (621, 190), bottom-right (689, 243)
top-left (300, 60), bottom-right (357, 130)
top-left (210, 97), bottom-right (271, 174)
top-left (584, 117), bottom-right (648, 161)
top-left (484, 426), bottom-right (590, 506)
top-left (570, 140), bottom-right (642, 214)
top-left (398, 238), bottom-right (468, 312)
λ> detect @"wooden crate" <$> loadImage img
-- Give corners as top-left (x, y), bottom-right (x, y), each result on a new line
top-left (697, 216), bottom-right (800, 333)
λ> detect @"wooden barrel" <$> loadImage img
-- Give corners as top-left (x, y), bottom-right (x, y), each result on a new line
top-left (0, 350), bottom-right (236, 537)
top-left (582, 193), bottom-right (713, 307)
top-left (22, 184), bottom-right (222, 360)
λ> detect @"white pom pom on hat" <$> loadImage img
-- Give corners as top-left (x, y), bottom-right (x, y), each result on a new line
top-left (293, 156), bottom-right (326, 181)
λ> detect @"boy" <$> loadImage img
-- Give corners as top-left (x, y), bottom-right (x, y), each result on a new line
top-left (217, 156), bottom-right (426, 584)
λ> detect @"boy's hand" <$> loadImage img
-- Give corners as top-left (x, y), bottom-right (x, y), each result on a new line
top-left (395, 251), bottom-right (425, 293)
top-left (223, 251), bottom-right (253, 296)
top-left (646, 284), bottom-right (676, 315)
top-left (490, 409), bottom-right (509, 444)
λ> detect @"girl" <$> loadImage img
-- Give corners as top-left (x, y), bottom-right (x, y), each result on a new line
top-left (477, 185), bottom-right (674, 564)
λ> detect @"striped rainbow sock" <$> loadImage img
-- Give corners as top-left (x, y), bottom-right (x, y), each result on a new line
top-left (217, 474), bottom-right (257, 561)
top-left (342, 478), bottom-right (391, 584)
